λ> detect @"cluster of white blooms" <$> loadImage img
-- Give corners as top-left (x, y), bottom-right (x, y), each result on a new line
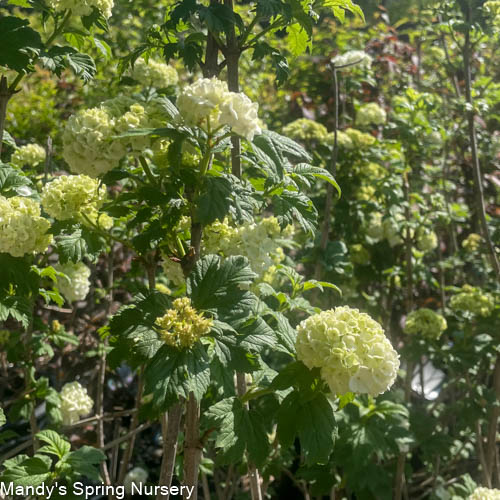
top-left (331, 50), bottom-right (372, 70)
top-left (204, 217), bottom-right (291, 277)
top-left (450, 284), bottom-right (495, 317)
top-left (365, 213), bottom-right (406, 247)
top-left (62, 97), bottom-right (163, 177)
top-left (416, 229), bottom-right (438, 253)
top-left (326, 128), bottom-right (376, 150)
top-left (0, 196), bottom-right (52, 257)
top-left (404, 308), bottom-right (447, 341)
top-left (59, 381), bottom-right (93, 425)
top-left (462, 233), bottom-right (482, 253)
top-left (177, 77), bottom-right (261, 141)
top-left (162, 257), bottom-right (185, 287)
top-left (156, 297), bottom-right (213, 349)
top-left (282, 118), bottom-right (328, 143)
top-left (469, 487), bottom-right (500, 500)
top-left (130, 58), bottom-right (178, 88)
top-left (484, 1), bottom-right (500, 25)
top-left (47, 0), bottom-right (113, 17)
top-left (41, 174), bottom-right (106, 222)
top-left (124, 467), bottom-right (149, 494)
top-left (357, 103), bottom-right (387, 126)
top-left (296, 306), bottom-right (399, 396)
top-left (11, 144), bottom-right (46, 168)
top-left (55, 262), bottom-right (91, 303)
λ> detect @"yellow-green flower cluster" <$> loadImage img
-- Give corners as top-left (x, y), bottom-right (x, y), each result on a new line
top-left (462, 233), bottom-right (482, 253)
top-left (296, 306), bottom-right (400, 397)
top-left (11, 144), bottom-right (46, 168)
top-left (282, 118), bottom-right (328, 143)
top-left (326, 130), bottom-right (353, 149)
top-left (469, 487), bottom-right (500, 500)
top-left (55, 262), bottom-right (91, 303)
top-left (177, 77), bottom-right (261, 141)
top-left (416, 229), bottom-right (438, 253)
top-left (350, 244), bottom-right (371, 265)
top-left (41, 174), bottom-right (106, 222)
top-left (62, 97), bottom-right (162, 177)
top-left (0, 196), bottom-right (52, 257)
top-left (131, 58), bottom-right (178, 88)
top-left (404, 308), bottom-right (447, 340)
top-left (365, 213), bottom-right (405, 247)
top-left (484, 1), bottom-right (500, 25)
top-left (204, 217), bottom-right (291, 277)
top-left (59, 381), bottom-right (94, 425)
top-left (156, 297), bottom-right (213, 349)
top-left (331, 50), bottom-right (372, 70)
top-left (47, 0), bottom-right (113, 18)
top-left (345, 128), bottom-right (376, 148)
top-left (357, 103), bottom-right (386, 126)
top-left (450, 285), bottom-right (495, 317)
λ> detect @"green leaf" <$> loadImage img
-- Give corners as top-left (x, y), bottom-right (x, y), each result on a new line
top-left (290, 164), bottom-right (341, 196)
top-left (0, 17), bottom-right (43, 72)
top-left (1, 131), bottom-right (17, 149)
top-left (0, 295), bottom-right (32, 328)
top-left (55, 227), bottom-right (104, 263)
top-left (196, 175), bottom-right (232, 225)
top-left (0, 407), bottom-right (5, 427)
top-left (0, 164), bottom-right (34, 197)
top-left (322, 0), bottom-right (364, 22)
top-left (65, 446), bottom-right (106, 481)
top-left (40, 46), bottom-right (96, 83)
top-left (272, 190), bottom-right (318, 234)
top-left (286, 23), bottom-right (311, 57)
top-left (278, 391), bottom-right (336, 464)
top-left (0, 455), bottom-right (51, 487)
top-left (144, 343), bottom-right (211, 410)
top-left (187, 255), bottom-right (256, 311)
top-left (37, 429), bottom-right (71, 459)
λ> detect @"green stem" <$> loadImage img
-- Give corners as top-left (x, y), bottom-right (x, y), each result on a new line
top-left (240, 387), bottom-right (275, 404)
top-left (139, 155), bottom-right (158, 186)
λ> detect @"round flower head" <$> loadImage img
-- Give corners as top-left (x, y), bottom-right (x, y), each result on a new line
top-left (47, 0), bottom-right (113, 18)
top-left (0, 196), bottom-right (52, 257)
top-left (469, 487), bottom-right (500, 500)
top-left (59, 381), bottom-right (93, 425)
top-left (296, 306), bottom-right (400, 397)
top-left (41, 174), bottom-right (106, 221)
top-left (55, 262), bottom-right (91, 303)
top-left (450, 284), bottom-right (495, 317)
top-left (177, 77), bottom-right (229, 127)
top-left (130, 58), bottom-right (178, 88)
top-left (356, 103), bottom-right (386, 127)
top-left (345, 128), bottom-right (376, 148)
top-left (404, 308), bottom-right (447, 340)
top-left (156, 297), bottom-right (213, 349)
top-left (326, 130), bottom-right (354, 149)
top-left (416, 229), bottom-right (438, 253)
top-left (331, 50), bottom-right (372, 70)
top-left (462, 233), bottom-right (482, 253)
top-left (282, 118), bottom-right (328, 143)
top-left (219, 92), bottom-right (262, 141)
top-left (124, 467), bottom-right (149, 495)
top-left (11, 144), bottom-right (46, 168)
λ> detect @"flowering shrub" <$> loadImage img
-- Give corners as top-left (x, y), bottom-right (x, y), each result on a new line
top-left (59, 381), bottom-right (94, 425)
top-left (47, 0), bottom-right (113, 18)
top-left (283, 118), bottom-right (329, 142)
top-left (416, 228), bottom-right (438, 253)
top-left (155, 297), bottom-right (213, 349)
top-left (331, 50), bottom-right (372, 69)
top-left (469, 487), bottom-right (500, 500)
top-left (0, 196), bottom-right (52, 257)
top-left (462, 233), bottom-right (482, 252)
top-left (11, 143), bottom-right (46, 167)
top-left (296, 306), bottom-right (400, 396)
top-left (356, 103), bottom-right (387, 126)
top-left (404, 308), bottom-right (447, 340)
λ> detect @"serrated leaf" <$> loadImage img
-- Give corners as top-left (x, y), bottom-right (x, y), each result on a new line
top-left (286, 23), bottom-right (311, 57)
top-left (65, 446), bottom-right (105, 481)
top-left (290, 164), bottom-right (341, 196)
top-left (272, 190), bottom-right (317, 234)
top-left (37, 429), bottom-right (71, 459)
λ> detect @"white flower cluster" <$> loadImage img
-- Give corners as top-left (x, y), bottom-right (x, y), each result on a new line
top-left (11, 144), bottom-right (46, 168)
top-left (450, 284), bottom-right (495, 317)
top-left (331, 50), bottom-right (372, 70)
top-left (296, 306), bottom-right (399, 397)
top-left (59, 381), bottom-right (93, 425)
top-left (41, 174), bottom-right (107, 222)
top-left (48, 0), bottom-right (114, 19)
top-left (469, 487), bottom-right (500, 500)
top-left (357, 103), bottom-right (387, 126)
top-left (55, 262), bottom-right (91, 303)
top-left (416, 229), bottom-right (438, 253)
top-left (462, 233), bottom-right (482, 253)
top-left (0, 196), bottom-right (52, 257)
top-left (330, 128), bottom-right (376, 150)
top-left (282, 118), bottom-right (328, 143)
top-left (62, 97), bottom-right (162, 177)
top-left (484, 1), bottom-right (500, 25)
top-left (177, 77), bottom-right (261, 141)
top-left (131, 58), bottom-right (178, 89)
top-left (204, 217), bottom-right (291, 277)
top-left (124, 467), bottom-right (149, 494)
top-left (365, 213), bottom-right (405, 247)
top-left (404, 308), bottom-right (447, 341)
top-left (47, 0), bottom-right (113, 18)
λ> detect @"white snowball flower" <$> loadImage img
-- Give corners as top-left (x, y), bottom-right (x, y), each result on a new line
top-left (469, 487), bottom-right (500, 500)
top-left (47, 0), bottom-right (114, 19)
top-left (124, 467), bottom-right (149, 494)
top-left (296, 306), bottom-right (400, 397)
top-left (54, 262), bottom-right (91, 303)
top-left (59, 381), bottom-right (94, 425)
top-left (219, 92), bottom-right (262, 141)
top-left (11, 144), bottom-right (46, 168)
